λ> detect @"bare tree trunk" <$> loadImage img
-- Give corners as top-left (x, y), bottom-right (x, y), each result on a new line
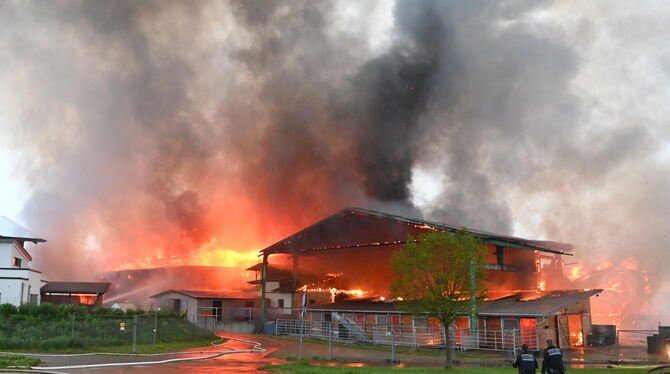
top-left (444, 323), bottom-right (453, 368)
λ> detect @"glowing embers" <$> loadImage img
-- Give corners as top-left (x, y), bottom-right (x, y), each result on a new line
top-left (296, 272), bottom-right (369, 303)
top-left (296, 285), bottom-right (368, 303)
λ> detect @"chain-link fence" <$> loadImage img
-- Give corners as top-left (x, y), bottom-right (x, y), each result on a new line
top-left (275, 318), bottom-right (538, 352)
top-left (0, 312), bottom-right (214, 352)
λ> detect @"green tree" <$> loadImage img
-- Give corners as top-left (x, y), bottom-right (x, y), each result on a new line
top-left (391, 230), bottom-right (488, 368)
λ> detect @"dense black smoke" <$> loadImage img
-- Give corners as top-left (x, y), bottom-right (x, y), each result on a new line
top-left (1, 0), bottom-right (669, 326)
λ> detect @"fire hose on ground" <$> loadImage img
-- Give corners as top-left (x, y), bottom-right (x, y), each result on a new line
top-left (0, 336), bottom-right (265, 372)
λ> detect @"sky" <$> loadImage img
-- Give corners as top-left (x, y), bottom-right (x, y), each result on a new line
top-left (0, 1), bottom-right (669, 327)
top-left (0, 0), bottom-right (668, 243)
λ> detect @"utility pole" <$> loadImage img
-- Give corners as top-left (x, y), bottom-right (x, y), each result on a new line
top-left (259, 253), bottom-right (269, 328)
top-left (469, 245), bottom-right (477, 331)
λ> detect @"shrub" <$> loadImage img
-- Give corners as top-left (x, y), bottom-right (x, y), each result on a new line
top-left (0, 304), bottom-right (17, 317)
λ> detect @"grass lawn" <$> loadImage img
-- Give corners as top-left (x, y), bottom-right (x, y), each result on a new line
top-left (263, 363), bottom-right (654, 374)
top-left (1, 338), bottom-right (223, 354)
top-left (267, 336), bottom-right (500, 359)
top-left (0, 354), bottom-right (41, 369)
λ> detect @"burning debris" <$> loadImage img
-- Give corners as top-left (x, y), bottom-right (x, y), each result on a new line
top-left (566, 258), bottom-right (654, 328)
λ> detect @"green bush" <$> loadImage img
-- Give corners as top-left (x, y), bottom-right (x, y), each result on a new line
top-left (0, 303), bottom-right (214, 350)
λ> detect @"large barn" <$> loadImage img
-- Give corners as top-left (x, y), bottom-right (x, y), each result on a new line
top-left (254, 207), bottom-right (601, 350)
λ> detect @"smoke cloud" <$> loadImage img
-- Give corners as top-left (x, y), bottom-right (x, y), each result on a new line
top-left (1, 1), bottom-right (669, 326)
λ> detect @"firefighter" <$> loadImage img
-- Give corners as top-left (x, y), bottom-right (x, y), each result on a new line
top-left (541, 339), bottom-right (565, 374)
top-left (513, 344), bottom-right (538, 374)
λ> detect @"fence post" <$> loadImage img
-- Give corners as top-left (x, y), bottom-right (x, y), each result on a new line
top-left (391, 327), bottom-right (398, 363)
top-left (298, 316), bottom-right (305, 361)
top-left (71, 313), bottom-right (75, 338)
top-left (328, 322), bottom-right (333, 361)
top-left (616, 328), bottom-right (620, 363)
top-left (131, 314), bottom-right (138, 354)
top-left (512, 329), bottom-right (521, 359)
top-left (153, 313), bottom-right (158, 345)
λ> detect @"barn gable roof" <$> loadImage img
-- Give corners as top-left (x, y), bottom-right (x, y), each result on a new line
top-left (261, 207), bottom-right (572, 256)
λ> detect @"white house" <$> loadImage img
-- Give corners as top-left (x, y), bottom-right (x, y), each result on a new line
top-left (0, 216), bottom-right (46, 306)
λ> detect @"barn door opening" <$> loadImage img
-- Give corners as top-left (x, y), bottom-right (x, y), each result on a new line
top-left (568, 314), bottom-right (584, 346)
top-left (519, 318), bottom-right (537, 349)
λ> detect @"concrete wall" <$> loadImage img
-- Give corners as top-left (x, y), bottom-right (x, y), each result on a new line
top-left (218, 321), bottom-right (255, 333)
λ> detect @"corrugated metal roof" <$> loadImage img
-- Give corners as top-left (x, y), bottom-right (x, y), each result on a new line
top-left (477, 289), bottom-right (602, 317)
top-left (41, 282), bottom-right (111, 294)
top-left (150, 289), bottom-right (257, 300)
top-left (0, 216), bottom-right (45, 243)
top-left (308, 289), bottom-right (602, 317)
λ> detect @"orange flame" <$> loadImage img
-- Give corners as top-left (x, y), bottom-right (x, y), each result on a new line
top-left (115, 239), bottom-right (258, 270)
top-left (568, 264), bottom-right (588, 281)
top-left (296, 285), bottom-right (368, 303)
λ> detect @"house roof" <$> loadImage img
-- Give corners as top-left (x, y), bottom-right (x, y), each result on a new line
top-left (0, 216), bottom-right (45, 243)
top-left (150, 289), bottom-right (258, 300)
top-left (41, 282), bottom-right (111, 294)
top-left (308, 289), bottom-right (602, 317)
top-left (261, 207), bottom-right (572, 256)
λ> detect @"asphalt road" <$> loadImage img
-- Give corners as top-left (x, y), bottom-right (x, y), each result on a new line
top-left (26, 333), bottom-right (285, 374)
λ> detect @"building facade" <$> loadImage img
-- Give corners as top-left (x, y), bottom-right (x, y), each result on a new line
top-left (256, 207), bottom-right (601, 350)
top-left (0, 216), bottom-right (46, 306)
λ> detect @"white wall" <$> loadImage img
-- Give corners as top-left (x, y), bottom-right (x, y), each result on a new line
top-left (267, 293), bottom-right (293, 314)
top-left (152, 292), bottom-right (198, 322)
top-left (0, 239), bottom-right (42, 306)
top-left (0, 241), bottom-right (13, 266)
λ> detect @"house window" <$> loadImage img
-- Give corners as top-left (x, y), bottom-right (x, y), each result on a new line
top-left (414, 316), bottom-right (428, 328)
top-left (376, 315), bottom-right (388, 325)
top-left (29, 294), bottom-right (38, 305)
top-left (503, 319), bottom-right (520, 330)
top-left (12, 257), bottom-right (22, 268)
top-left (278, 299), bottom-right (285, 308)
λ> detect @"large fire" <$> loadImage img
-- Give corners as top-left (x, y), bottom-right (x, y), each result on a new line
top-left (567, 257), bottom-right (654, 328)
top-left (115, 239), bottom-right (259, 270)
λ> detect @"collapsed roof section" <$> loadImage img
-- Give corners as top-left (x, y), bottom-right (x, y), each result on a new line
top-left (261, 207), bottom-right (573, 257)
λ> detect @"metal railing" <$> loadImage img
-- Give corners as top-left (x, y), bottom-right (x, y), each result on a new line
top-left (275, 318), bottom-right (540, 352)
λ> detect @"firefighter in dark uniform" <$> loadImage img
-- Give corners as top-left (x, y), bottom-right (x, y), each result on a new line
top-left (513, 344), bottom-right (538, 374)
top-left (542, 339), bottom-right (565, 374)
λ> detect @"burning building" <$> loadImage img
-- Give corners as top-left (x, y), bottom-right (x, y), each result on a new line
top-left (255, 207), bottom-right (602, 349)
